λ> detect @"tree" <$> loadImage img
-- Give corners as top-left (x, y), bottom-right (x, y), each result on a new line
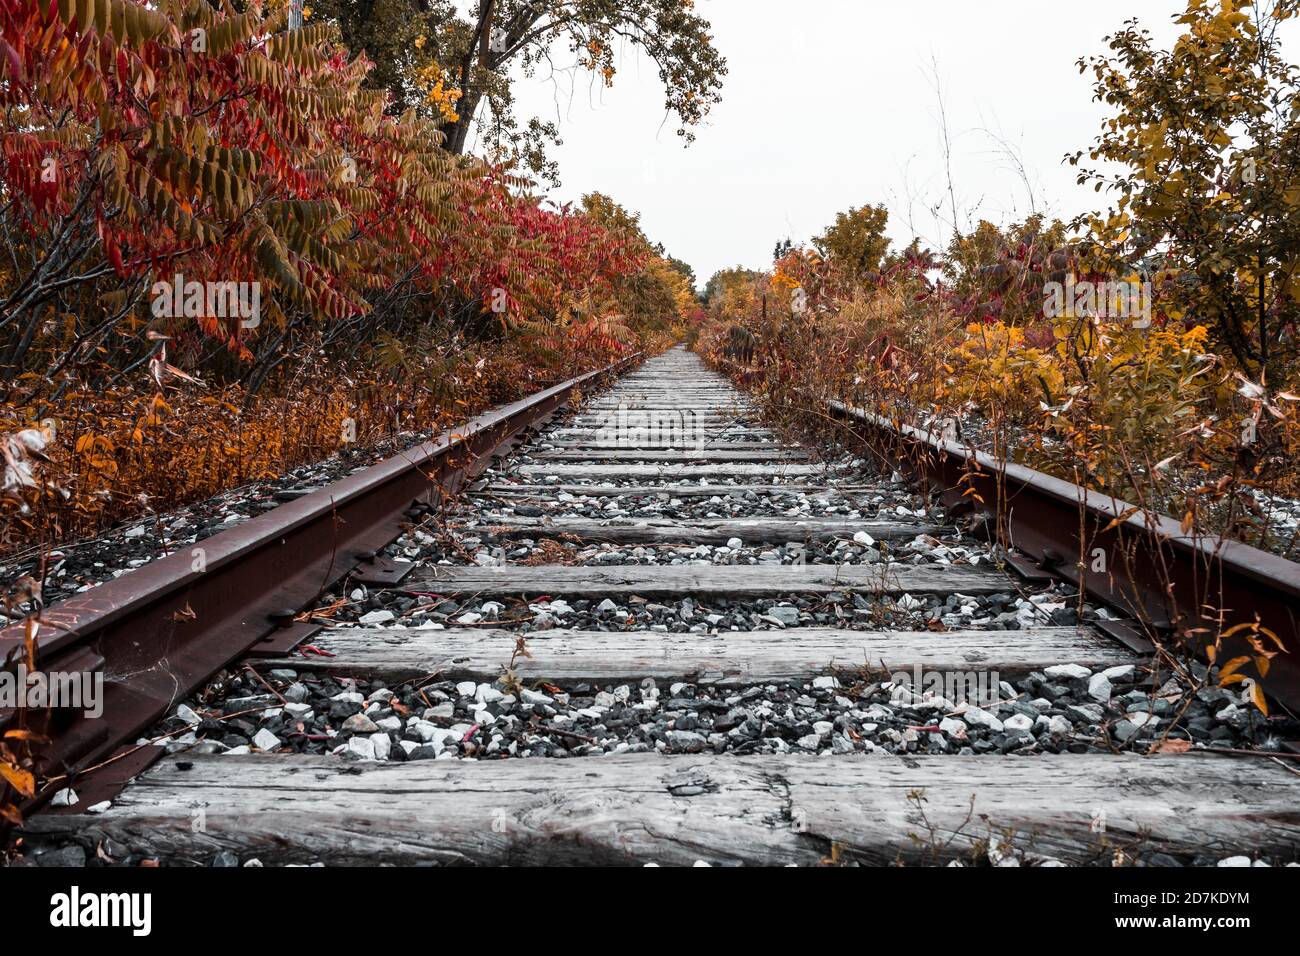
top-left (812, 203), bottom-right (891, 282)
top-left (1071, 0), bottom-right (1300, 380)
top-left (314, 0), bottom-right (728, 185)
top-left (943, 215), bottom-right (1071, 324)
top-left (701, 266), bottom-right (766, 328)
top-left (703, 267), bottom-right (762, 311)
top-left (0, 0), bottom-right (647, 398)
top-left (307, 0), bottom-right (457, 114)
top-left (580, 193), bottom-right (690, 332)
top-left (663, 255), bottom-right (698, 300)
top-left (645, 256), bottom-right (697, 323)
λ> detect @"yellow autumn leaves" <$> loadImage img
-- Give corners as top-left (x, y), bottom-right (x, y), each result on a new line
top-left (414, 55), bottom-right (462, 124)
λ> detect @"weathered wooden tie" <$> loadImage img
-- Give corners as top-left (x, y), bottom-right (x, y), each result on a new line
top-left (459, 516), bottom-right (939, 544)
top-left (27, 753), bottom-right (1299, 866)
top-left (410, 563), bottom-right (1005, 599)
top-left (261, 625), bottom-right (1135, 682)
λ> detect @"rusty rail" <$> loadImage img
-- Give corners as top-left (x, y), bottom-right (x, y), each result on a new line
top-left (0, 352), bottom-right (641, 805)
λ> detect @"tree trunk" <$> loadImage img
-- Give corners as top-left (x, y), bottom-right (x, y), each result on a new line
top-left (444, 91), bottom-right (483, 155)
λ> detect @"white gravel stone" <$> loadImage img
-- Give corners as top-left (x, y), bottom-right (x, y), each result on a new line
top-left (1047, 715), bottom-right (1073, 736)
top-left (961, 705), bottom-right (1004, 733)
top-left (895, 593), bottom-right (923, 611)
top-left (1087, 673), bottom-right (1113, 702)
top-left (346, 736), bottom-right (375, 759)
top-left (409, 720), bottom-right (438, 742)
top-left (1044, 664), bottom-right (1091, 680)
top-left (1003, 713), bottom-right (1034, 733)
top-left (939, 717), bottom-right (968, 739)
top-left (358, 609), bottom-right (395, 625)
top-left (252, 728), bottom-right (281, 751)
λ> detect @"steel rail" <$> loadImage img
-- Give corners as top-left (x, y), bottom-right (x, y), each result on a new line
top-left (716, 359), bottom-right (1300, 708)
top-left (0, 352), bottom-right (641, 804)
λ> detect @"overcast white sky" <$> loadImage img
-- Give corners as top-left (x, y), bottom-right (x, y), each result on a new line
top-left (478, 0), bottom-right (1203, 289)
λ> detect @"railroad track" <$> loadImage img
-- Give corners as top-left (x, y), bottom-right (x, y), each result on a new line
top-left (10, 346), bottom-right (1300, 867)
